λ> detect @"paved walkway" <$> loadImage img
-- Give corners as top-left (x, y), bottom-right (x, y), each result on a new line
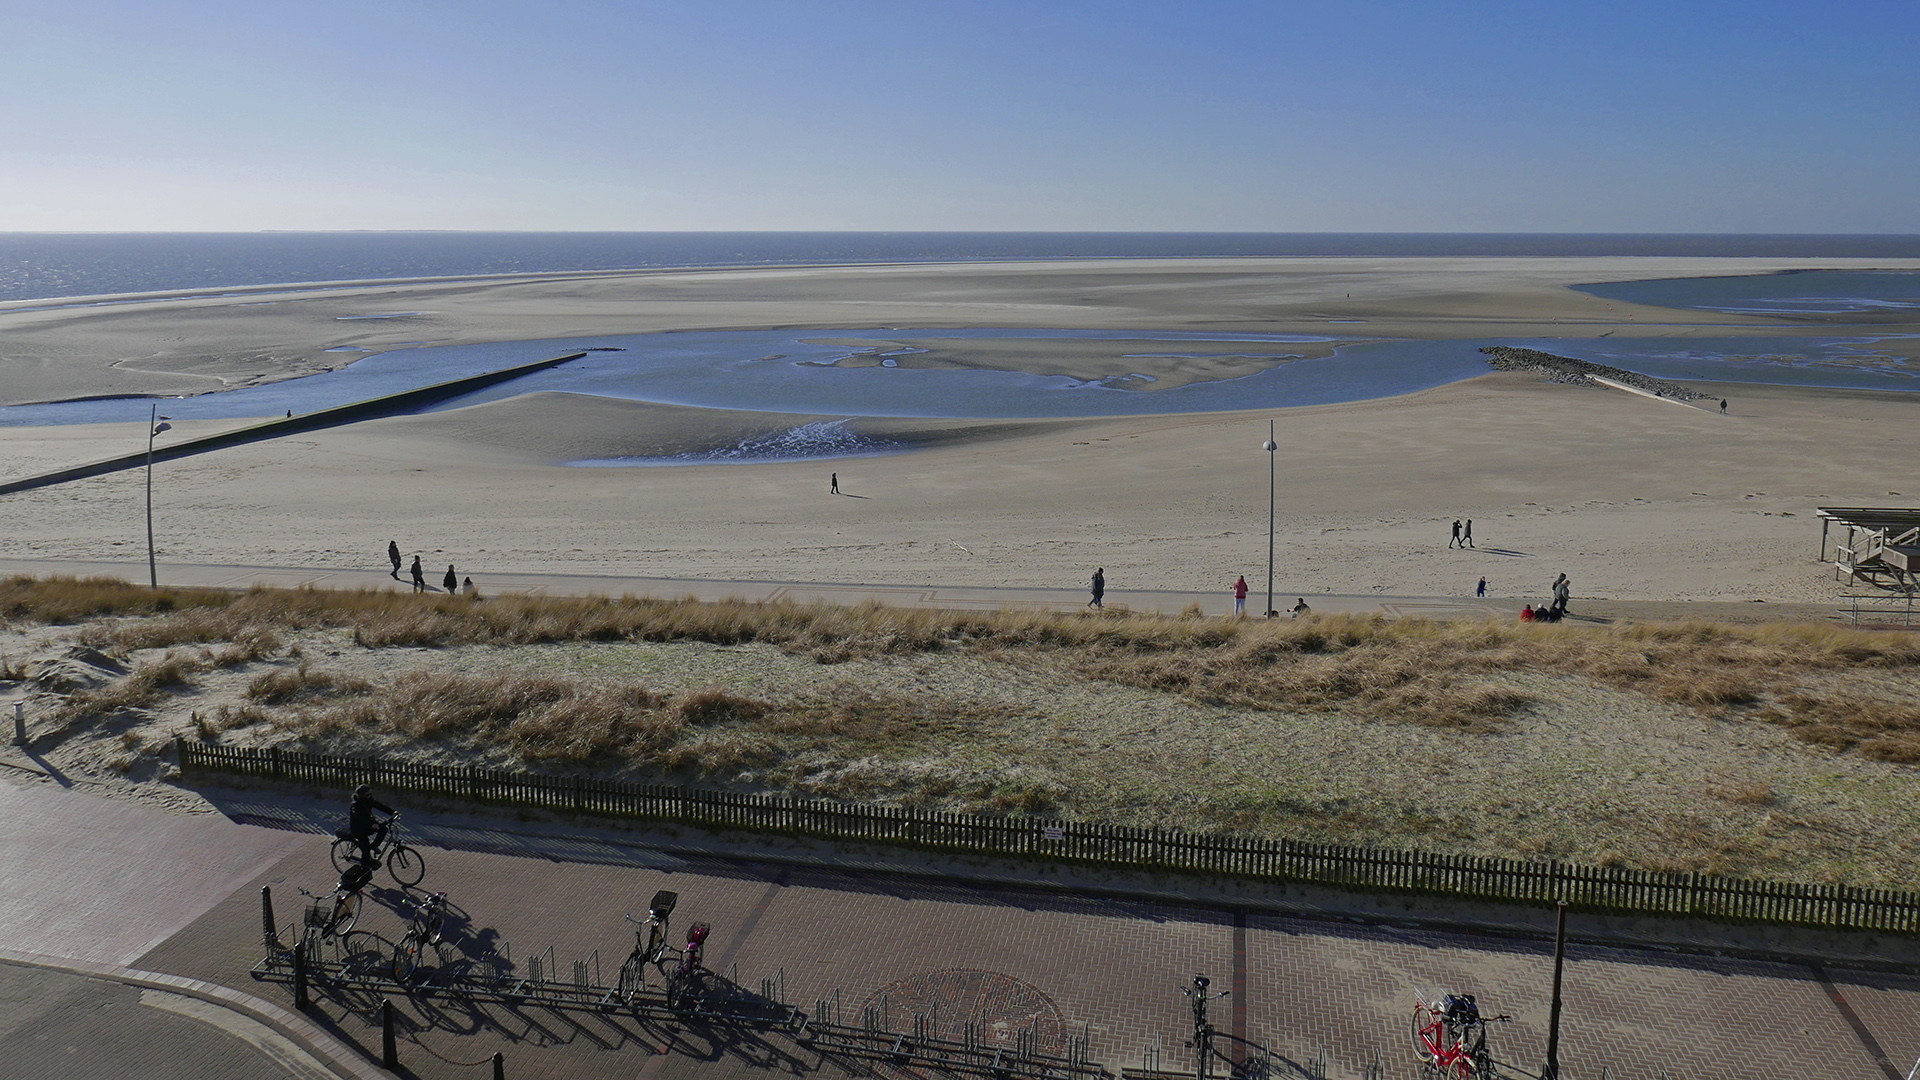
top-left (0, 958), bottom-right (335, 1080)
top-left (3, 770), bottom-right (1917, 1080)
top-left (0, 556), bottom-right (1507, 620)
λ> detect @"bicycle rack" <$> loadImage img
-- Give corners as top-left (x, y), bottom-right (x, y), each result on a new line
top-left (252, 887), bottom-right (1107, 1080)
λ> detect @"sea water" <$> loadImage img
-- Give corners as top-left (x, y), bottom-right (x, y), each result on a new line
top-left (6, 232), bottom-right (1920, 303)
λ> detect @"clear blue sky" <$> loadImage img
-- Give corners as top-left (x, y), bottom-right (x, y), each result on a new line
top-left (3, 0), bottom-right (1916, 232)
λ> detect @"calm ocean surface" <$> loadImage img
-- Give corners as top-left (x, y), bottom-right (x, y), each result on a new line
top-left (5, 232), bottom-right (1920, 303)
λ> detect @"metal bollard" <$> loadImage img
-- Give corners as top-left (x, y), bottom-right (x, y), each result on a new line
top-left (492, 1051), bottom-right (505, 1080)
top-left (261, 886), bottom-right (277, 951)
top-left (12, 701), bottom-right (23, 746)
top-left (381, 999), bottom-right (397, 1068)
top-left (293, 942), bottom-right (310, 1010)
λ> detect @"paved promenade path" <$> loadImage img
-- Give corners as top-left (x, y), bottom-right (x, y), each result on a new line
top-left (1, 769), bottom-right (1916, 1080)
top-left (0, 555), bottom-right (1508, 620)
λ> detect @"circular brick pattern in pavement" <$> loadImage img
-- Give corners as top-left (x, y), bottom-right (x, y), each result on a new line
top-left (858, 968), bottom-right (1066, 1052)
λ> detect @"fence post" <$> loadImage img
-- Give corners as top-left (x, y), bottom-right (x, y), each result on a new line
top-left (11, 700), bottom-right (23, 746)
top-left (173, 733), bottom-right (188, 776)
top-left (269, 745), bottom-right (282, 780)
top-left (492, 1051), bottom-right (505, 1080)
top-left (381, 999), bottom-right (398, 1068)
top-left (261, 886), bottom-right (278, 951)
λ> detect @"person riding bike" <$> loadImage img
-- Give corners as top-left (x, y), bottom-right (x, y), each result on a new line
top-left (347, 783), bottom-right (395, 866)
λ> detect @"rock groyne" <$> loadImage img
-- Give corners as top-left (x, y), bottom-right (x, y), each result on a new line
top-left (1481, 346), bottom-right (1708, 400)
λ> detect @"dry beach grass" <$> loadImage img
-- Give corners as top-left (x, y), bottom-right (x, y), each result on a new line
top-left (5, 576), bottom-right (1919, 887)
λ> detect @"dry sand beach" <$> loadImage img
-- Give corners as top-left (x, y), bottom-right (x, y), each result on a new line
top-left (1, 257), bottom-right (1917, 605)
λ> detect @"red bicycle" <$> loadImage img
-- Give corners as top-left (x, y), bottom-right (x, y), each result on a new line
top-left (1410, 993), bottom-right (1507, 1079)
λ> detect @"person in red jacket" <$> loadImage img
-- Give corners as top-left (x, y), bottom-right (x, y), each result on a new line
top-left (1232, 575), bottom-right (1248, 617)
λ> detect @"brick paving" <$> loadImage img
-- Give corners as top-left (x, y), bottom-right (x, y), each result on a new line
top-left (0, 774), bottom-right (1914, 1079)
top-left (0, 958), bottom-right (343, 1080)
top-left (0, 772), bottom-right (304, 966)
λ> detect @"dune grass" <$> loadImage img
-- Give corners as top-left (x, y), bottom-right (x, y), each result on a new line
top-left (8, 573), bottom-right (1920, 739)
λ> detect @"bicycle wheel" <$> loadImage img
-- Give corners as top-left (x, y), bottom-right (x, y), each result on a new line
top-left (332, 892), bottom-right (362, 936)
top-left (330, 837), bottom-right (358, 874)
top-left (666, 966), bottom-right (697, 1010)
top-left (392, 932), bottom-right (422, 981)
top-left (387, 844), bottom-right (425, 887)
top-left (618, 953), bottom-right (645, 1003)
top-left (1411, 1004), bottom-right (1436, 1062)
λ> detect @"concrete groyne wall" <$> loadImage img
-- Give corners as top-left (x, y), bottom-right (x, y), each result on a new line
top-left (1481, 345), bottom-right (1708, 400)
top-left (0, 351), bottom-right (586, 497)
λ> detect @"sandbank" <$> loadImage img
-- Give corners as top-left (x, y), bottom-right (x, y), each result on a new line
top-left (5, 256), bottom-right (1920, 407)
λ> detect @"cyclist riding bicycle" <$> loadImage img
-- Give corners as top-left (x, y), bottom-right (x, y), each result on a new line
top-left (347, 783), bottom-right (394, 866)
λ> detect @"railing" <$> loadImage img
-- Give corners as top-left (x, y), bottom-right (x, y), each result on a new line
top-left (182, 737), bottom-right (1920, 936)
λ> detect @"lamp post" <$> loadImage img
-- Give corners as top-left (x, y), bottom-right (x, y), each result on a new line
top-left (1262, 420), bottom-right (1277, 617)
top-left (146, 405), bottom-right (172, 589)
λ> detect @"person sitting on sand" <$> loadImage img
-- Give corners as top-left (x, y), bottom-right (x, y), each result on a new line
top-left (1289, 598), bottom-right (1311, 618)
top-left (1521, 604), bottom-right (1534, 622)
top-left (462, 576), bottom-right (476, 597)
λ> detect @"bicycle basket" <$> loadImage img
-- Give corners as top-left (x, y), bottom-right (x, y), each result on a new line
top-left (305, 898), bottom-right (329, 928)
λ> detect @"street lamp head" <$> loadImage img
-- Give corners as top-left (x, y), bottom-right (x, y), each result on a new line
top-left (1262, 439), bottom-right (1277, 453)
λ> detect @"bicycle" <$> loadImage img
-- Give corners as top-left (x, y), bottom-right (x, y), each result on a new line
top-left (664, 921), bottom-right (710, 1010)
top-left (299, 861), bottom-right (374, 953)
top-left (330, 812), bottom-right (427, 888)
top-left (1411, 992), bottom-right (1509, 1079)
top-left (617, 890), bottom-right (678, 1002)
top-left (1181, 974), bottom-right (1230, 1080)
top-left (390, 890), bottom-right (449, 981)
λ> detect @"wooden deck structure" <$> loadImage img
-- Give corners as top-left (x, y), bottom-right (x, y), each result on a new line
top-left (1818, 507), bottom-right (1920, 593)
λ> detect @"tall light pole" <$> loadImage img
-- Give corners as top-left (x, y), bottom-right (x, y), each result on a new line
top-left (1263, 420), bottom-right (1277, 618)
top-left (146, 405), bottom-right (172, 589)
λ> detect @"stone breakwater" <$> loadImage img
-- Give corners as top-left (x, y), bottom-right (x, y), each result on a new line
top-left (1480, 346), bottom-right (1709, 400)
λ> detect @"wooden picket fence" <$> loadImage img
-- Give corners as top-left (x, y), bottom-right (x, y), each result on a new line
top-left (177, 737), bottom-right (1920, 935)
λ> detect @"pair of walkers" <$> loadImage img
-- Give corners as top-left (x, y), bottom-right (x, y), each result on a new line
top-left (1449, 519), bottom-right (1475, 549)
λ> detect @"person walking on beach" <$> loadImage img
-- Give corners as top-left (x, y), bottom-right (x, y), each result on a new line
top-left (1462, 519), bottom-right (1474, 548)
top-left (1476, 577), bottom-right (1487, 598)
top-left (1088, 568), bottom-right (1105, 609)
top-left (1232, 575), bottom-right (1248, 617)
top-left (1720, 399), bottom-right (1728, 415)
top-left (1550, 573), bottom-right (1571, 616)
top-left (443, 564), bottom-right (458, 593)
top-left (388, 540), bottom-right (401, 580)
top-left (830, 472), bottom-right (839, 494)
top-left (1449, 520), bottom-right (1462, 548)
top-left (409, 555), bottom-right (425, 593)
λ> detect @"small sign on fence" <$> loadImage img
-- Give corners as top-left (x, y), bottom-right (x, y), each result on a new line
top-left (1042, 825), bottom-right (1064, 841)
